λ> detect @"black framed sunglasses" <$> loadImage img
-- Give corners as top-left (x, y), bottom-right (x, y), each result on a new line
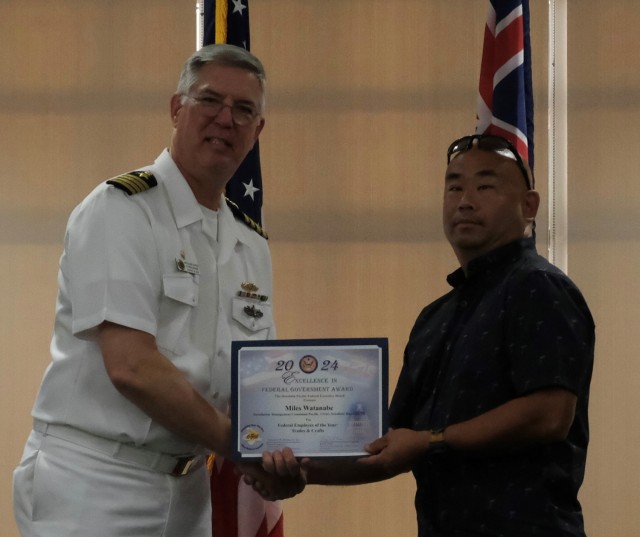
top-left (447, 134), bottom-right (534, 190)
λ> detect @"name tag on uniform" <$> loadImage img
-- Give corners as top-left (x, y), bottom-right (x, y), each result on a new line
top-left (175, 257), bottom-right (200, 275)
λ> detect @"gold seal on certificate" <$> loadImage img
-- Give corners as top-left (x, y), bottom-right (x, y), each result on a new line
top-left (231, 338), bottom-right (389, 459)
top-left (299, 355), bottom-right (318, 374)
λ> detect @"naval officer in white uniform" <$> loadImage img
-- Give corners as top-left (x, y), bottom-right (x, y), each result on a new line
top-left (13, 44), bottom-right (300, 537)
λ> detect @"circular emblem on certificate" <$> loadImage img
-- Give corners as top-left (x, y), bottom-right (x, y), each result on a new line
top-left (240, 424), bottom-right (264, 451)
top-left (299, 354), bottom-right (318, 374)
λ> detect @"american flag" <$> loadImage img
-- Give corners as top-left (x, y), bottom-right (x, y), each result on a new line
top-left (210, 455), bottom-right (284, 537)
top-left (203, 2), bottom-right (283, 536)
top-left (204, 0), bottom-right (265, 226)
top-left (476, 0), bottom-right (534, 169)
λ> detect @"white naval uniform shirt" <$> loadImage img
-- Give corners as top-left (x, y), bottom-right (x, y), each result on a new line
top-left (32, 149), bottom-right (275, 455)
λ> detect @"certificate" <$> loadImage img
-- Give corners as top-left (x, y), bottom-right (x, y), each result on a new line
top-left (231, 338), bottom-right (388, 459)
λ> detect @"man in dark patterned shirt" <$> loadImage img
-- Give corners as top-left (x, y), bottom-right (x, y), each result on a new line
top-left (260, 134), bottom-right (595, 537)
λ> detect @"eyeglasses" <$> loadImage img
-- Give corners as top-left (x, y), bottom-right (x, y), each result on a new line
top-left (447, 134), bottom-right (534, 189)
top-left (184, 93), bottom-right (260, 126)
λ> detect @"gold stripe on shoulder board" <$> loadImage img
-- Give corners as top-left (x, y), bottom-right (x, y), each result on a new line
top-left (224, 197), bottom-right (269, 240)
top-left (107, 171), bottom-right (158, 195)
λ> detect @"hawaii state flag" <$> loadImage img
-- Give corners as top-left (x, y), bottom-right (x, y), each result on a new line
top-left (203, 0), bottom-right (265, 225)
top-left (476, 0), bottom-right (534, 169)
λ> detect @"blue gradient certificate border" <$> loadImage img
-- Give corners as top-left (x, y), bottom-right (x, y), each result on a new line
top-left (231, 338), bottom-right (388, 459)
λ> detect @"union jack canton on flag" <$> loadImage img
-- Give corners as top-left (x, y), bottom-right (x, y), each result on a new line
top-left (476, 0), bottom-right (534, 170)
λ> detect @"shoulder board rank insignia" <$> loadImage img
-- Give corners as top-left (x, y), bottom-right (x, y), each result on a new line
top-left (106, 171), bottom-right (157, 195)
top-left (225, 197), bottom-right (269, 240)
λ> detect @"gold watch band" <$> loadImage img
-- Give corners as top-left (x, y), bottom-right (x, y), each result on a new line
top-left (429, 428), bottom-right (448, 453)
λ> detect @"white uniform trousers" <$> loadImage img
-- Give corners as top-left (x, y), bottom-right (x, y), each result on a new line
top-left (13, 430), bottom-right (212, 537)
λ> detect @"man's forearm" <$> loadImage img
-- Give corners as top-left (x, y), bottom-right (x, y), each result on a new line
top-left (305, 457), bottom-right (391, 486)
top-left (443, 387), bottom-right (577, 455)
top-left (99, 321), bottom-right (232, 456)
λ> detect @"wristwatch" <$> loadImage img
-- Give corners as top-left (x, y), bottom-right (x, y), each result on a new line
top-left (428, 428), bottom-right (448, 454)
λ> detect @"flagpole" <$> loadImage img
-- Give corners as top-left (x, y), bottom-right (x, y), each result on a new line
top-left (196, 2), bottom-right (204, 50)
top-left (548, 0), bottom-right (568, 272)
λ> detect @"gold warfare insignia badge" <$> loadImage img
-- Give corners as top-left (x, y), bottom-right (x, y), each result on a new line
top-left (237, 282), bottom-right (269, 302)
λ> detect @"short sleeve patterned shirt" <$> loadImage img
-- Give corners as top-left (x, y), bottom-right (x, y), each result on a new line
top-left (389, 238), bottom-right (595, 537)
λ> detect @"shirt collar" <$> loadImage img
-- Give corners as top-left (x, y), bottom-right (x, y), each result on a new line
top-left (151, 150), bottom-right (250, 252)
top-left (152, 150), bottom-right (204, 229)
top-left (446, 237), bottom-right (536, 288)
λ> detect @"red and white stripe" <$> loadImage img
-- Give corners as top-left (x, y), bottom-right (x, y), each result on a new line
top-left (211, 456), bottom-right (284, 537)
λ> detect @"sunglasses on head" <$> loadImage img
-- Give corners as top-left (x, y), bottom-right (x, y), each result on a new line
top-left (447, 134), bottom-right (534, 190)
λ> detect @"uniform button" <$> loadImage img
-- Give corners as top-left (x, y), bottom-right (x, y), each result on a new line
top-left (212, 392), bottom-right (219, 399)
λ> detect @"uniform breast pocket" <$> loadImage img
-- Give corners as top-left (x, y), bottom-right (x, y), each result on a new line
top-left (231, 297), bottom-right (273, 339)
top-left (157, 274), bottom-right (199, 354)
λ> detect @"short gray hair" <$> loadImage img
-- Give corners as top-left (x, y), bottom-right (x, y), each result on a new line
top-left (176, 44), bottom-right (266, 110)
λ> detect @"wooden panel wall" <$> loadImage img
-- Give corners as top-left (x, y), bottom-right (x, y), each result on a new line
top-left (1, 1), bottom-right (638, 536)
